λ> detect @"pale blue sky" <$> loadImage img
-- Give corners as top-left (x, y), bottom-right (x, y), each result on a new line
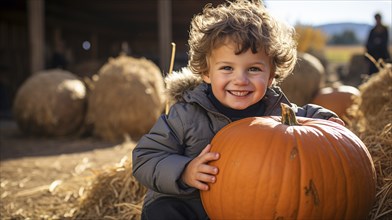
top-left (265, 0), bottom-right (392, 26)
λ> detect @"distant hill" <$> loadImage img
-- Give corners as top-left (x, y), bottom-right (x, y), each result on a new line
top-left (315, 22), bottom-right (373, 44)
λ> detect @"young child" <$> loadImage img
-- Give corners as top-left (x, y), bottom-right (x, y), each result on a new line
top-left (133, 1), bottom-right (343, 219)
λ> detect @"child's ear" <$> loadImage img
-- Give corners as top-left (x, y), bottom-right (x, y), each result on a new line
top-left (268, 64), bottom-right (276, 86)
top-left (202, 74), bottom-right (211, 83)
top-left (268, 72), bottom-right (275, 86)
top-left (268, 77), bottom-right (275, 86)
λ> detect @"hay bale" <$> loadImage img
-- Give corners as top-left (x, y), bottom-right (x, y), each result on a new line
top-left (86, 55), bottom-right (165, 141)
top-left (347, 64), bottom-right (392, 220)
top-left (342, 54), bottom-right (369, 87)
top-left (12, 69), bottom-right (87, 136)
top-left (279, 52), bottom-right (325, 106)
top-left (307, 49), bottom-right (329, 72)
top-left (73, 157), bottom-right (146, 220)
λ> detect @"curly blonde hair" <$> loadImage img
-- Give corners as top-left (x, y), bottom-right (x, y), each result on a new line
top-left (187, 0), bottom-right (297, 83)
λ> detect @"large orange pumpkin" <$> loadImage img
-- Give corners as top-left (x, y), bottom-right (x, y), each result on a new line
top-left (200, 103), bottom-right (376, 220)
top-left (312, 85), bottom-right (360, 121)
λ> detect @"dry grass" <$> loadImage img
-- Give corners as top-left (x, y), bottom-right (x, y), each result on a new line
top-left (325, 45), bottom-right (366, 63)
top-left (0, 136), bottom-right (134, 219)
top-left (347, 62), bottom-right (392, 220)
top-left (72, 155), bottom-right (146, 220)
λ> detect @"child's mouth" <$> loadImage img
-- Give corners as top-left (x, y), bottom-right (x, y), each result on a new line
top-left (228, 90), bottom-right (251, 97)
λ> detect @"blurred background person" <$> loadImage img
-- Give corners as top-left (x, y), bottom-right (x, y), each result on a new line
top-left (365, 13), bottom-right (390, 75)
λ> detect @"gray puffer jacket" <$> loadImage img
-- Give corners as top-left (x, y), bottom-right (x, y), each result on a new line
top-left (132, 69), bottom-right (338, 207)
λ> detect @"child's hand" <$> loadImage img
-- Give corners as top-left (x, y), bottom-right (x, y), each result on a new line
top-left (328, 117), bottom-right (345, 126)
top-left (181, 144), bottom-right (219, 191)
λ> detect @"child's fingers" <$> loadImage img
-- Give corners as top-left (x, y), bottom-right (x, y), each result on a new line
top-left (199, 144), bottom-right (212, 156)
top-left (328, 117), bottom-right (345, 126)
top-left (197, 172), bottom-right (216, 183)
top-left (198, 144), bottom-right (220, 162)
top-left (198, 163), bottom-right (218, 175)
top-left (194, 181), bottom-right (209, 191)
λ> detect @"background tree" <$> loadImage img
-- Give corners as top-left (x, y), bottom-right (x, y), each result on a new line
top-left (295, 25), bottom-right (327, 53)
top-left (328, 30), bottom-right (359, 45)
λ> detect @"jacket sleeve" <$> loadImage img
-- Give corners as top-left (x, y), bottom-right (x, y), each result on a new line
top-left (132, 106), bottom-right (195, 195)
top-left (294, 103), bottom-right (339, 119)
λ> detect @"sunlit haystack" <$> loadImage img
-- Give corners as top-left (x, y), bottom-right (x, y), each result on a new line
top-left (12, 69), bottom-right (87, 136)
top-left (347, 63), bottom-right (392, 220)
top-left (72, 156), bottom-right (146, 220)
top-left (86, 55), bottom-right (165, 141)
top-left (279, 52), bottom-right (325, 106)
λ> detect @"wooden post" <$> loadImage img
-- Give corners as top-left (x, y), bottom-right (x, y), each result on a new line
top-left (91, 33), bottom-right (98, 59)
top-left (28, 0), bottom-right (45, 74)
top-left (158, 0), bottom-right (172, 74)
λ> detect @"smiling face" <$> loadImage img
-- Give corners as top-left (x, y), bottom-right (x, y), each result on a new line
top-left (202, 41), bottom-right (274, 110)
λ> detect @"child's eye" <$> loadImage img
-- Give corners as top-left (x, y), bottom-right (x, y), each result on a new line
top-left (220, 66), bottom-right (233, 71)
top-left (249, 67), bottom-right (262, 72)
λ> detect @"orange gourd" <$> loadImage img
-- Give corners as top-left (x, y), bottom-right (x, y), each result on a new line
top-left (200, 103), bottom-right (376, 220)
top-left (312, 85), bottom-right (360, 121)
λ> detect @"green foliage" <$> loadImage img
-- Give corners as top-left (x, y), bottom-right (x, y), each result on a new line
top-left (328, 30), bottom-right (359, 45)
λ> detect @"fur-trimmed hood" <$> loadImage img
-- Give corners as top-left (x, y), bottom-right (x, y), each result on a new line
top-left (164, 67), bottom-right (203, 103)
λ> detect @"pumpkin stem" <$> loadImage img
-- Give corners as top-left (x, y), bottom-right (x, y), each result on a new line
top-left (281, 103), bottom-right (300, 126)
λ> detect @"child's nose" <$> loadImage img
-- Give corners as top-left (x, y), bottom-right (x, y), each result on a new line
top-left (233, 71), bottom-right (249, 84)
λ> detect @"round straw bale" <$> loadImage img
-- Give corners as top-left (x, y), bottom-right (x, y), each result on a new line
top-left (307, 49), bottom-right (329, 71)
top-left (86, 55), bottom-right (165, 141)
top-left (279, 52), bottom-right (325, 106)
top-left (342, 54), bottom-right (369, 87)
top-left (12, 69), bottom-right (87, 136)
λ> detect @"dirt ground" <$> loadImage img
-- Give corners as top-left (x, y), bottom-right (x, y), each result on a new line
top-left (0, 119), bottom-right (136, 219)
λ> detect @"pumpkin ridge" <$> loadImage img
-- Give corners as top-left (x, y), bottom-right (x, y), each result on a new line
top-left (274, 133), bottom-right (301, 219)
top-left (310, 122), bottom-right (376, 219)
top-left (328, 127), bottom-right (357, 219)
top-left (315, 124), bottom-right (350, 218)
top-left (292, 127), bottom-right (315, 218)
top-left (326, 131), bottom-right (349, 219)
top-left (293, 124), bottom-right (340, 218)
top-left (261, 127), bottom-right (283, 217)
top-left (341, 129), bottom-right (376, 218)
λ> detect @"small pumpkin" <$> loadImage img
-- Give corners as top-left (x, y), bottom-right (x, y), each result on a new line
top-left (312, 85), bottom-right (360, 121)
top-left (200, 103), bottom-right (376, 220)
